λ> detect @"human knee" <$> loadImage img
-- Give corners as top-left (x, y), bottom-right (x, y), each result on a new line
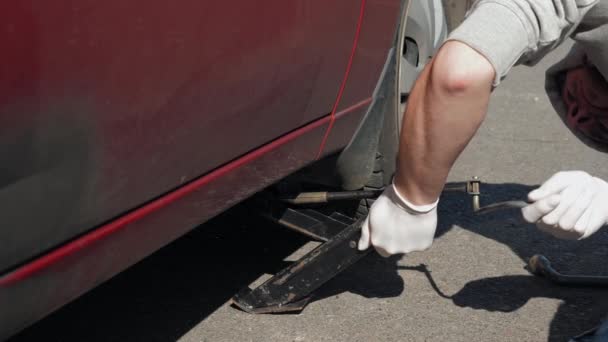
top-left (430, 41), bottom-right (495, 96)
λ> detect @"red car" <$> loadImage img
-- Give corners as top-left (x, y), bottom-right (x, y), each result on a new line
top-left (0, 0), bottom-right (460, 338)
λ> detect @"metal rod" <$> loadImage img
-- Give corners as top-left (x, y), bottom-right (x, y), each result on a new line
top-left (443, 184), bottom-right (467, 192)
top-left (474, 200), bottom-right (528, 214)
top-left (280, 190), bottom-right (383, 205)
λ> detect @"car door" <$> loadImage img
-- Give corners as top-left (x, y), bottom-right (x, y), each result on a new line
top-left (0, 1), bottom-right (362, 272)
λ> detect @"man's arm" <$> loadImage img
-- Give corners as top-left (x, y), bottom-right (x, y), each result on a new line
top-left (394, 0), bottom-right (600, 204)
top-left (358, 41), bottom-right (495, 256)
top-left (393, 41), bottom-right (495, 205)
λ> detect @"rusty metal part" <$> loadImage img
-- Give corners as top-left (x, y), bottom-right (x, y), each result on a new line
top-left (232, 216), bottom-right (369, 314)
top-left (442, 184), bottom-right (467, 192)
top-left (262, 206), bottom-right (356, 242)
top-left (527, 254), bottom-right (608, 287)
top-left (280, 189), bottom-right (383, 205)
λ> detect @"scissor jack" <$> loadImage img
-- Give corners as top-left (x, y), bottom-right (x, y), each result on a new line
top-left (231, 193), bottom-right (372, 314)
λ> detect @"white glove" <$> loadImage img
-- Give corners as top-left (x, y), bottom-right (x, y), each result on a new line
top-left (521, 171), bottom-right (608, 240)
top-left (358, 184), bottom-right (438, 257)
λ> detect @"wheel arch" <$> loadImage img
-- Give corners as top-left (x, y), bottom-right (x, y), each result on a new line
top-left (336, 0), bottom-right (448, 190)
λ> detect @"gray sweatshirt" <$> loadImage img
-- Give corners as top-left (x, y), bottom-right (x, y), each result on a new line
top-left (447, 0), bottom-right (608, 150)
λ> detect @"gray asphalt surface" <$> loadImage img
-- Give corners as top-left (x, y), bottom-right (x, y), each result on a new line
top-left (11, 41), bottom-right (608, 342)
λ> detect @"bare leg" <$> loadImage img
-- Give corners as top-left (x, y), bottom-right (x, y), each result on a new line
top-left (394, 41), bottom-right (496, 205)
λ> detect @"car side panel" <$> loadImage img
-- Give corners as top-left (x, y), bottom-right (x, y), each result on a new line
top-left (0, 116), bottom-right (331, 340)
top-left (0, 1), bottom-right (361, 272)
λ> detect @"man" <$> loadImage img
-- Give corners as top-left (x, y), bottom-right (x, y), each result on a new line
top-left (358, 0), bottom-right (608, 256)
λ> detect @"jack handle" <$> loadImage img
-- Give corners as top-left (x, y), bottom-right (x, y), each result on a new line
top-left (444, 177), bottom-right (528, 214)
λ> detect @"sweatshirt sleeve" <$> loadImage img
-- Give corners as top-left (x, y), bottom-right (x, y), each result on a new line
top-left (447, 0), bottom-right (599, 85)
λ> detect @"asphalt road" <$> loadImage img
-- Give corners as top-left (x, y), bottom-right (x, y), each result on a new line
top-left (11, 41), bottom-right (608, 342)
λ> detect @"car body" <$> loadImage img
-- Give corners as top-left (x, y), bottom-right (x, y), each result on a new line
top-left (0, 0), bottom-right (451, 338)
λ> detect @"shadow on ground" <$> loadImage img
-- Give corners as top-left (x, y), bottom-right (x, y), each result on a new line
top-left (435, 182), bottom-right (608, 341)
top-left (10, 183), bottom-right (608, 341)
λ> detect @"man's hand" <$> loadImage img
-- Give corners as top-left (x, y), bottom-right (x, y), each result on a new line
top-left (521, 171), bottom-right (608, 240)
top-left (358, 184), bottom-right (438, 257)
